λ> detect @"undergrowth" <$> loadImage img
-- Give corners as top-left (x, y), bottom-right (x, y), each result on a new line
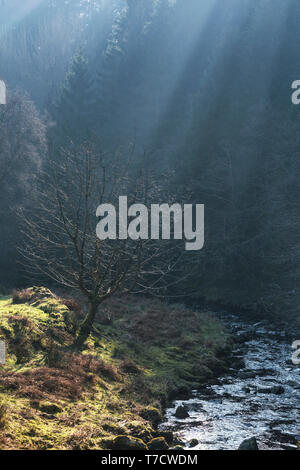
top-left (0, 287), bottom-right (231, 450)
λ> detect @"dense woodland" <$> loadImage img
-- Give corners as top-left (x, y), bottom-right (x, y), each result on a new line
top-left (0, 0), bottom-right (299, 319)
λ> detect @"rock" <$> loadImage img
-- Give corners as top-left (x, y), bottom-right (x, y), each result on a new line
top-left (238, 437), bottom-right (259, 450)
top-left (112, 435), bottom-right (148, 450)
top-left (258, 386), bottom-right (285, 395)
top-left (30, 286), bottom-right (56, 304)
top-left (175, 405), bottom-right (189, 419)
top-left (39, 402), bottom-right (62, 415)
top-left (139, 406), bottom-right (162, 426)
top-left (238, 371), bottom-right (257, 379)
top-left (255, 368), bottom-right (276, 377)
top-left (173, 438), bottom-right (186, 446)
top-left (153, 430), bottom-right (174, 444)
top-left (188, 403), bottom-right (204, 412)
top-left (286, 380), bottom-right (299, 388)
top-left (222, 392), bottom-right (244, 402)
top-left (128, 422), bottom-right (153, 442)
top-left (147, 437), bottom-right (169, 450)
top-left (281, 444), bottom-right (299, 451)
top-left (269, 418), bottom-right (296, 428)
top-left (172, 445), bottom-right (184, 450)
top-left (189, 439), bottom-right (199, 448)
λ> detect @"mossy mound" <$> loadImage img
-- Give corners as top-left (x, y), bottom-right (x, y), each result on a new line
top-left (147, 437), bottom-right (169, 450)
top-left (112, 435), bottom-right (148, 450)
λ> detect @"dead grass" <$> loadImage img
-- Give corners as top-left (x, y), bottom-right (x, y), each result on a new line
top-left (102, 296), bottom-right (204, 343)
top-left (12, 287), bottom-right (58, 307)
top-left (69, 353), bottom-right (120, 382)
top-left (0, 367), bottom-right (84, 400)
top-left (66, 425), bottom-right (100, 450)
top-left (60, 297), bottom-right (81, 314)
top-left (120, 358), bottom-right (141, 374)
top-left (12, 289), bottom-right (33, 305)
top-left (0, 353), bottom-right (120, 401)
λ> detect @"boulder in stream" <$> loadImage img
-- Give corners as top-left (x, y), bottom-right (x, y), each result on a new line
top-left (189, 439), bottom-right (199, 448)
top-left (258, 385), bottom-right (285, 395)
top-left (175, 405), bottom-right (190, 419)
top-left (238, 437), bottom-right (259, 450)
top-left (239, 437), bottom-right (259, 450)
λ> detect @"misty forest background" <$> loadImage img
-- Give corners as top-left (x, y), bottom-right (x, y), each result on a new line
top-left (0, 0), bottom-right (299, 319)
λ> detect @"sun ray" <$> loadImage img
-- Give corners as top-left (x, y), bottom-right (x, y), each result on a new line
top-left (0, 0), bottom-right (45, 39)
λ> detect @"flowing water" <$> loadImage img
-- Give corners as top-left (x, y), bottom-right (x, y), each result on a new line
top-left (161, 314), bottom-right (300, 450)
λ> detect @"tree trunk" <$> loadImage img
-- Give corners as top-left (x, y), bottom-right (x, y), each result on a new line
top-left (74, 302), bottom-right (98, 348)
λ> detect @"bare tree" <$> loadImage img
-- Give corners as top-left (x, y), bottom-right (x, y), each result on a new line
top-left (21, 141), bottom-right (186, 346)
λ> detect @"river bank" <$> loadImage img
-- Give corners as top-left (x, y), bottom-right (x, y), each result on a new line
top-left (0, 288), bottom-right (232, 450)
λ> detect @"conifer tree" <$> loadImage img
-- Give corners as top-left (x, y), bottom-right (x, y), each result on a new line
top-left (54, 49), bottom-right (95, 142)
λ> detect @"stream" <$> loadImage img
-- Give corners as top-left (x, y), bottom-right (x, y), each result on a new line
top-left (161, 313), bottom-right (300, 450)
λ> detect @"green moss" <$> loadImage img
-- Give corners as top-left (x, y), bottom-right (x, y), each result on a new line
top-left (147, 437), bottom-right (169, 450)
top-left (112, 435), bottom-right (148, 450)
top-left (139, 406), bottom-right (162, 426)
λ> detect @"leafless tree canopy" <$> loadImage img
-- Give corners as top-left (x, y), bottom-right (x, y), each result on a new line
top-left (21, 141), bottom-right (189, 344)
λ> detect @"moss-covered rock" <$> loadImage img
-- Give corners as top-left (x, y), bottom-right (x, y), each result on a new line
top-left (128, 421), bottom-right (153, 442)
top-left (112, 435), bottom-right (148, 450)
top-left (147, 437), bottom-right (169, 450)
top-left (139, 406), bottom-right (162, 426)
top-left (153, 430), bottom-right (174, 444)
top-left (12, 287), bottom-right (55, 306)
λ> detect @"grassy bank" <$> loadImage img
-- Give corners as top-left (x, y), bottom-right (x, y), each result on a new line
top-left (0, 287), bottom-right (231, 450)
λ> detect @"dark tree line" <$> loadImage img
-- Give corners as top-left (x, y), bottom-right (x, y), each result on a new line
top-left (0, 0), bottom-right (299, 320)
top-left (0, 89), bottom-right (46, 289)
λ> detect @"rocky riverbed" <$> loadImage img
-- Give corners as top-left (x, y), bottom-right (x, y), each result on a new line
top-left (161, 313), bottom-right (300, 450)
